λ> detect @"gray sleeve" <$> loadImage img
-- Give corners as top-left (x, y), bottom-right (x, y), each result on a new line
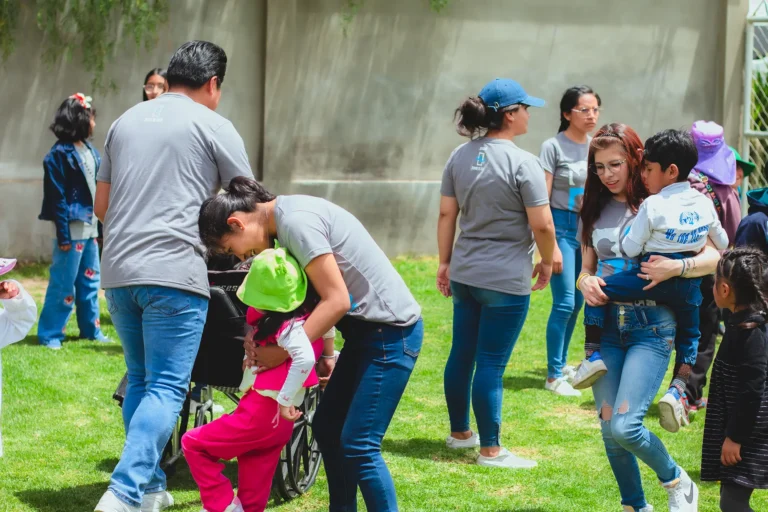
top-left (210, 121), bottom-right (253, 187)
top-left (97, 128), bottom-right (113, 183)
top-left (278, 211), bottom-right (333, 268)
top-left (539, 139), bottom-right (558, 175)
top-left (517, 158), bottom-right (550, 208)
top-left (440, 152), bottom-right (455, 197)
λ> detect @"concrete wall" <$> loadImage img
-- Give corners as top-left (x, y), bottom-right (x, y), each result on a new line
top-left (0, 0), bottom-right (266, 259)
top-left (0, 0), bottom-right (748, 259)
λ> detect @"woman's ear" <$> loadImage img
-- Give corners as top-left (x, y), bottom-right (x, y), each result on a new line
top-left (227, 216), bottom-right (246, 231)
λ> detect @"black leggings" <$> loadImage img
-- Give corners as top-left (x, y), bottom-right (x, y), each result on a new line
top-left (720, 482), bottom-right (755, 512)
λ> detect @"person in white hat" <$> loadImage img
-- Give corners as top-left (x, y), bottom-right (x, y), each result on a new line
top-left (0, 258), bottom-right (38, 457)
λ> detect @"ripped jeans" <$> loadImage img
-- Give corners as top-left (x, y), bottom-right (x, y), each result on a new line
top-left (592, 303), bottom-right (680, 511)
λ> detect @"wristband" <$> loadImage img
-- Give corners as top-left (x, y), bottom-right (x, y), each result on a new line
top-left (320, 354), bottom-right (336, 359)
top-left (680, 259), bottom-right (687, 277)
top-left (576, 272), bottom-right (592, 291)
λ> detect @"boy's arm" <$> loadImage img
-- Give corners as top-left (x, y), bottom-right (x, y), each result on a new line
top-left (322, 327), bottom-right (336, 357)
top-left (707, 213), bottom-right (730, 250)
top-left (0, 281), bottom-right (38, 350)
top-left (276, 321), bottom-right (316, 406)
top-left (622, 201), bottom-right (652, 258)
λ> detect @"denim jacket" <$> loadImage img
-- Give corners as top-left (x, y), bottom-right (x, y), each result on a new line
top-left (38, 141), bottom-right (102, 245)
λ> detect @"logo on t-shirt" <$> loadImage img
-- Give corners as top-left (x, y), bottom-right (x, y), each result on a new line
top-left (471, 150), bottom-right (488, 171)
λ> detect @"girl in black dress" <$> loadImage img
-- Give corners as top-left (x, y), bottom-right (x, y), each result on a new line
top-left (701, 247), bottom-right (768, 512)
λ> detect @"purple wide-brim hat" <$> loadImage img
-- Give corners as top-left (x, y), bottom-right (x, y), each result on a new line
top-left (0, 258), bottom-right (17, 277)
top-left (691, 120), bottom-right (736, 185)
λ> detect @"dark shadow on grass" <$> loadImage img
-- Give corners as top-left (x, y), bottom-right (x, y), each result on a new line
top-left (503, 375), bottom-right (543, 391)
top-left (95, 457), bottom-right (120, 473)
top-left (87, 343), bottom-right (125, 355)
top-left (382, 437), bottom-right (466, 461)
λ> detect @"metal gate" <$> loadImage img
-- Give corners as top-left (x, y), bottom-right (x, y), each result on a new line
top-left (742, 0), bottom-right (768, 211)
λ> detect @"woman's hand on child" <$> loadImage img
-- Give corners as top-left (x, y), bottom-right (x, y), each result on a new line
top-left (721, 437), bottom-right (742, 466)
top-left (581, 275), bottom-right (609, 306)
top-left (317, 357), bottom-right (336, 389)
top-left (0, 281), bottom-right (19, 300)
top-left (638, 255), bottom-right (677, 290)
top-left (280, 404), bottom-right (302, 422)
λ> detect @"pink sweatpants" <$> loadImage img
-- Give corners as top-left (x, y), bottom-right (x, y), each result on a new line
top-left (181, 391), bottom-right (294, 512)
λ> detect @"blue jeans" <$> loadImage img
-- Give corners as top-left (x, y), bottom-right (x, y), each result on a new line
top-left (444, 282), bottom-right (530, 447)
top-left (314, 318), bottom-right (423, 512)
top-left (592, 303), bottom-right (680, 510)
top-left (545, 208), bottom-right (584, 379)
top-left (584, 252), bottom-right (702, 365)
top-left (105, 286), bottom-right (208, 507)
top-left (38, 238), bottom-right (104, 344)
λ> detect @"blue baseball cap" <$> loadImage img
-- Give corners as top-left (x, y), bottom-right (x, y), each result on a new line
top-left (478, 78), bottom-right (545, 111)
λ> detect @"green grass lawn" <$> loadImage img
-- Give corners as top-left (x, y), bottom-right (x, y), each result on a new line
top-left (0, 259), bottom-right (765, 512)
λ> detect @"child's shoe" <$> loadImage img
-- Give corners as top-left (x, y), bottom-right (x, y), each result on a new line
top-left (141, 491), bottom-right (174, 512)
top-left (662, 467), bottom-right (698, 512)
top-left (571, 351), bottom-right (608, 389)
top-left (658, 388), bottom-right (690, 433)
top-left (688, 397), bottom-right (707, 412)
top-left (203, 497), bottom-right (244, 512)
top-left (623, 506), bottom-right (654, 512)
top-left (0, 258), bottom-right (17, 276)
top-left (562, 365), bottom-right (578, 382)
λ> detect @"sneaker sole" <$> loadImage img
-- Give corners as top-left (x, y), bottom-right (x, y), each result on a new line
top-left (572, 369), bottom-right (607, 390)
top-left (658, 400), bottom-right (681, 433)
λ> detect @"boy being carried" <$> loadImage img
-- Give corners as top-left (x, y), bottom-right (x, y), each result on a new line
top-left (572, 129), bottom-right (729, 433)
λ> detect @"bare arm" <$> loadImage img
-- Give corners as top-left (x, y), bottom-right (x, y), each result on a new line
top-left (436, 196), bottom-right (459, 297)
top-left (544, 172), bottom-right (554, 197)
top-left (302, 254), bottom-right (351, 346)
top-left (527, 204), bottom-right (556, 291)
top-left (579, 245), bottom-right (609, 306)
top-left (94, 181), bottom-right (111, 223)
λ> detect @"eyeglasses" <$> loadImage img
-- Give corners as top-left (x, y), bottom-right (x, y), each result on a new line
top-left (143, 84), bottom-right (165, 92)
top-left (572, 107), bottom-right (601, 116)
top-left (591, 159), bottom-right (626, 176)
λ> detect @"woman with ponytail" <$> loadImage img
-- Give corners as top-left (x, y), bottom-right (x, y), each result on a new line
top-left (436, 78), bottom-right (556, 469)
top-left (539, 85), bottom-right (601, 396)
top-left (198, 177), bottom-right (423, 512)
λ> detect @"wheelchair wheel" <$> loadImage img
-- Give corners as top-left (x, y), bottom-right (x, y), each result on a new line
top-left (272, 386), bottom-right (323, 501)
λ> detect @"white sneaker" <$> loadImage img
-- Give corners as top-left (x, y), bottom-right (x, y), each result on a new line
top-left (571, 358), bottom-right (608, 390)
top-left (202, 497), bottom-right (244, 512)
top-left (445, 431), bottom-right (480, 449)
top-left (622, 506), bottom-right (654, 512)
top-left (544, 377), bottom-right (582, 397)
top-left (658, 390), bottom-right (690, 434)
top-left (476, 448), bottom-right (537, 469)
top-left (94, 490), bottom-right (140, 512)
top-left (141, 491), bottom-right (174, 512)
top-left (662, 467), bottom-right (698, 512)
top-left (563, 365), bottom-right (578, 382)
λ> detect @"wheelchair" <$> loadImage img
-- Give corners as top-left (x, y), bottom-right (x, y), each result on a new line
top-left (112, 266), bottom-right (323, 502)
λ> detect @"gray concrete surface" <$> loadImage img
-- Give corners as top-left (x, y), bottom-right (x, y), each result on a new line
top-left (0, 0), bottom-right (748, 259)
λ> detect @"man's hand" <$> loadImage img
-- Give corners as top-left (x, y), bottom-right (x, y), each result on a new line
top-left (0, 281), bottom-right (19, 300)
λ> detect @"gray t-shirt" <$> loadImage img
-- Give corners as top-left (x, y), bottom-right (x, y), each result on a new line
top-left (585, 198), bottom-right (639, 277)
top-left (440, 138), bottom-right (549, 295)
top-left (274, 195), bottom-right (421, 326)
top-left (539, 132), bottom-right (589, 212)
top-left (97, 93), bottom-right (253, 297)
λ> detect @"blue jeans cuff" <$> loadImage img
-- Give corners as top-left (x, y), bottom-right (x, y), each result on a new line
top-left (584, 317), bottom-right (604, 328)
top-left (107, 486), bottom-right (142, 508)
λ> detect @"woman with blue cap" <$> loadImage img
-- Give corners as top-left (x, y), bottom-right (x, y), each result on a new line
top-left (436, 78), bottom-right (556, 469)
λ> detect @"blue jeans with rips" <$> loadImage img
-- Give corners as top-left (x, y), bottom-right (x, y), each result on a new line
top-left (545, 208), bottom-right (584, 379)
top-left (38, 238), bottom-right (104, 344)
top-left (592, 303), bottom-right (681, 510)
top-left (444, 282), bottom-right (530, 448)
top-left (105, 286), bottom-right (208, 508)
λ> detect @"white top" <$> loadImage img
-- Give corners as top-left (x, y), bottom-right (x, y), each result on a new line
top-left (622, 181), bottom-right (729, 257)
top-left (0, 281), bottom-right (37, 457)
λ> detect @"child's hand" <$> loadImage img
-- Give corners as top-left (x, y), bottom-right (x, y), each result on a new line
top-left (721, 437), bottom-right (742, 466)
top-left (0, 281), bottom-right (20, 300)
top-left (279, 404), bottom-right (302, 422)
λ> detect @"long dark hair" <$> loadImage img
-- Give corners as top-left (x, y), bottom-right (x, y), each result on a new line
top-left (558, 85), bottom-right (601, 133)
top-left (454, 96), bottom-right (521, 139)
top-left (580, 123), bottom-right (648, 246)
top-left (143, 67), bottom-right (166, 101)
top-left (49, 97), bottom-right (94, 143)
top-left (198, 176), bottom-right (276, 252)
top-left (252, 283), bottom-right (321, 341)
top-left (717, 247), bottom-right (768, 315)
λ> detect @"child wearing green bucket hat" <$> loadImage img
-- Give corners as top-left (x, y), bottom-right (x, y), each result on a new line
top-left (729, 146), bottom-right (757, 196)
top-left (181, 245), bottom-right (335, 512)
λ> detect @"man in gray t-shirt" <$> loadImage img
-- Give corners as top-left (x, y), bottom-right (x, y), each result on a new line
top-left (92, 41), bottom-right (252, 512)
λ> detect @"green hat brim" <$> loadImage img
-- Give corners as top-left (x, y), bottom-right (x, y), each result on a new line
top-left (736, 158), bottom-right (757, 176)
